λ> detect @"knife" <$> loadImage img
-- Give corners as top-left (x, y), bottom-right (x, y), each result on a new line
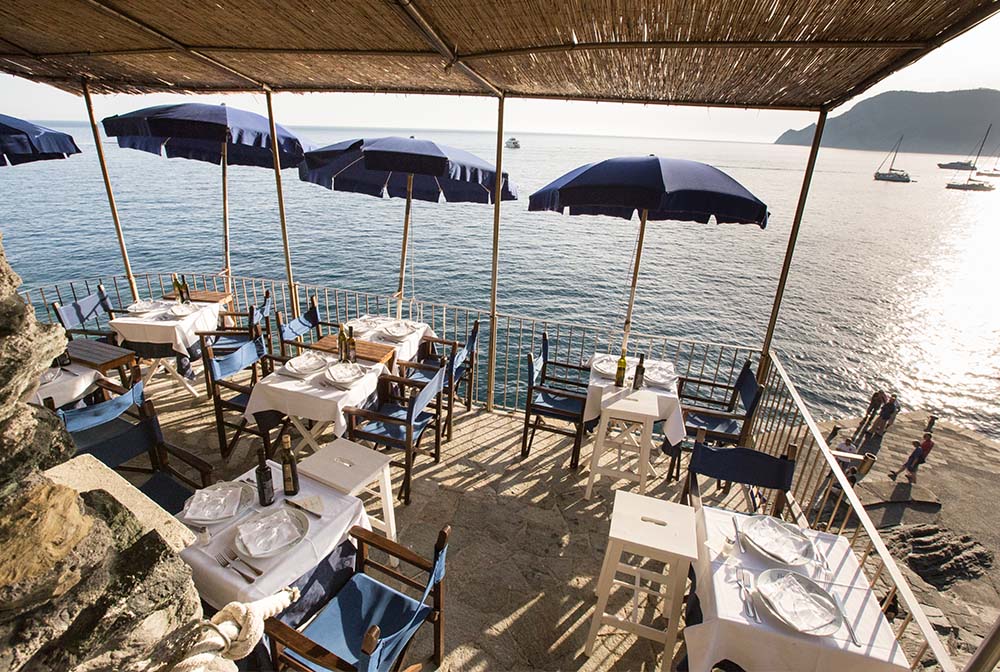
top-left (732, 516), bottom-right (747, 554)
top-left (832, 590), bottom-right (861, 646)
top-left (284, 498), bottom-right (322, 518)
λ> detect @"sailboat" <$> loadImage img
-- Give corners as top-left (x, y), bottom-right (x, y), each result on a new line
top-left (975, 143), bottom-right (1000, 177)
top-left (874, 135), bottom-right (910, 182)
top-left (946, 125), bottom-right (995, 191)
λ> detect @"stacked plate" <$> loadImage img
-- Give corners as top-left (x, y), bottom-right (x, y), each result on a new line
top-left (740, 515), bottom-right (817, 567)
top-left (644, 362), bottom-right (677, 389)
top-left (381, 320), bottom-right (416, 342)
top-left (345, 316), bottom-right (379, 336)
top-left (324, 361), bottom-right (366, 389)
top-left (126, 299), bottom-right (164, 314)
top-left (591, 354), bottom-right (620, 379)
top-left (756, 568), bottom-right (843, 636)
top-left (282, 351), bottom-right (330, 379)
top-left (234, 508), bottom-right (309, 559)
top-left (168, 303), bottom-right (198, 318)
top-left (181, 482), bottom-right (254, 525)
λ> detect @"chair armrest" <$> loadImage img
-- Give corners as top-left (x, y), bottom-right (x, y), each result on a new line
top-left (678, 375), bottom-right (735, 392)
top-left (216, 379), bottom-right (253, 396)
top-left (264, 618), bottom-right (348, 671)
top-left (678, 391), bottom-right (730, 408)
top-left (544, 374), bottom-right (589, 389)
top-left (94, 378), bottom-right (129, 395)
top-left (196, 329), bottom-right (250, 337)
top-left (681, 404), bottom-right (746, 421)
top-left (547, 359), bottom-right (591, 372)
top-left (218, 309), bottom-right (250, 318)
top-left (379, 373), bottom-right (427, 389)
top-left (397, 360), bottom-right (440, 373)
top-left (534, 384), bottom-right (587, 402)
top-left (263, 353), bottom-right (290, 365)
top-left (352, 525), bottom-right (434, 571)
top-left (422, 335), bottom-right (458, 347)
top-left (66, 327), bottom-right (115, 338)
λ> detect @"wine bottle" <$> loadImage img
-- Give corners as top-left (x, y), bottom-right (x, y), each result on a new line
top-left (255, 448), bottom-right (274, 506)
top-left (632, 353), bottom-right (646, 390)
top-left (614, 351), bottom-right (628, 387)
top-left (171, 274), bottom-right (182, 303)
top-left (180, 274), bottom-right (191, 303)
top-left (280, 435), bottom-right (299, 496)
top-left (347, 326), bottom-right (357, 363)
top-left (338, 325), bottom-right (347, 362)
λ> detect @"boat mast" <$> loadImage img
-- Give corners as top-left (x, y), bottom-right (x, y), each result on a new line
top-left (968, 124), bottom-right (991, 182)
top-left (889, 135), bottom-right (902, 172)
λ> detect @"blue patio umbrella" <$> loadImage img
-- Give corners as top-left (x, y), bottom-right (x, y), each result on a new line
top-left (300, 136), bottom-right (518, 314)
top-left (530, 156), bottom-right (768, 349)
top-left (102, 102), bottom-right (310, 275)
top-left (1, 114), bottom-right (81, 166)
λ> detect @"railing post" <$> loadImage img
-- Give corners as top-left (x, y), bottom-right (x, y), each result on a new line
top-left (265, 89), bottom-right (299, 317)
top-left (81, 78), bottom-right (138, 302)
top-left (758, 107), bottom-right (827, 382)
top-left (486, 95), bottom-right (505, 411)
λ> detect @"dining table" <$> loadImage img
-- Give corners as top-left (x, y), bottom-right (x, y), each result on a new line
top-left (31, 362), bottom-right (106, 408)
top-left (243, 353), bottom-right (387, 452)
top-left (177, 460), bottom-right (370, 609)
top-left (345, 315), bottom-right (436, 366)
top-left (683, 505), bottom-right (910, 672)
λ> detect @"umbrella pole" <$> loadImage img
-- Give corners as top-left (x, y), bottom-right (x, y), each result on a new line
top-left (621, 208), bottom-right (648, 354)
top-left (82, 79), bottom-right (138, 302)
top-left (396, 174), bottom-right (414, 319)
top-left (758, 108), bottom-right (827, 382)
top-left (265, 90), bottom-right (299, 317)
top-left (486, 95), bottom-right (505, 412)
top-left (221, 141), bottom-right (230, 278)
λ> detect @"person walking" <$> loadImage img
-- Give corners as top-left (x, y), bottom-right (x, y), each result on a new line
top-left (889, 432), bottom-right (934, 483)
top-left (870, 393), bottom-right (900, 437)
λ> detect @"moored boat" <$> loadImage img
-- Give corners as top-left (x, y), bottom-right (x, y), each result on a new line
top-left (938, 159), bottom-right (976, 170)
top-left (946, 125), bottom-right (994, 191)
top-left (874, 135), bottom-right (910, 182)
top-left (505, 137), bottom-right (520, 149)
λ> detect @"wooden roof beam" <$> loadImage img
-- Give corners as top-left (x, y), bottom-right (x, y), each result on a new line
top-left (392, 0), bottom-right (502, 97)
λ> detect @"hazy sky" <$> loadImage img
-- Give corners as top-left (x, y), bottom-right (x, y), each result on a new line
top-left (4, 13), bottom-right (1000, 143)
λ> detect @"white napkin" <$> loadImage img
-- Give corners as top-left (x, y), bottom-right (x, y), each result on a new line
top-left (326, 362), bottom-right (364, 385)
top-left (40, 368), bottom-right (62, 385)
top-left (746, 516), bottom-right (813, 565)
top-left (184, 486), bottom-right (242, 521)
top-left (381, 321), bottom-right (415, 341)
top-left (237, 509), bottom-right (302, 556)
top-left (759, 573), bottom-right (837, 631)
top-left (287, 350), bottom-right (329, 374)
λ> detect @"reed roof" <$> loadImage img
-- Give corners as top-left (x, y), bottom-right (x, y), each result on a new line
top-left (2, 0), bottom-right (998, 110)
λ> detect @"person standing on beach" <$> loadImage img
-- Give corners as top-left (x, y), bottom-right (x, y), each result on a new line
top-left (870, 394), bottom-right (900, 437)
top-left (854, 390), bottom-right (887, 442)
top-left (889, 433), bottom-right (934, 483)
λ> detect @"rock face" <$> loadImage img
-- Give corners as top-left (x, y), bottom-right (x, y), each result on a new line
top-left (0, 233), bottom-right (202, 671)
top-left (885, 524), bottom-right (993, 589)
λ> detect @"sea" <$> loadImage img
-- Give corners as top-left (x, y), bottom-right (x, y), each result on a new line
top-left (3, 123), bottom-right (998, 439)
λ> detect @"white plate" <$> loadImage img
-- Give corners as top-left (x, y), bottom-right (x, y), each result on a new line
top-left (127, 299), bottom-right (162, 314)
top-left (39, 368), bottom-right (62, 385)
top-left (325, 361), bottom-right (365, 386)
top-left (644, 363), bottom-right (677, 388)
top-left (286, 351), bottom-right (329, 374)
top-left (234, 507), bottom-right (309, 559)
top-left (755, 569), bottom-right (843, 637)
top-left (381, 320), bottom-right (416, 341)
top-left (345, 317), bottom-right (378, 336)
top-left (591, 355), bottom-right (620, 379)
top-left (742, 515), bottom-right (816, 567)
top-left (180, 481), bottom-right (255, 525)
top-left (169, 303), bottom-right (198, 317)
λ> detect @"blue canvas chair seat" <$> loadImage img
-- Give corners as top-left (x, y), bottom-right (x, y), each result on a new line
top-left (346, 367), bottom-right (445, 505)
top-left (267, 526), bottom-right (450, 672)
top-left (678, 359), bottom-right (762, 445)
top-left (684, 411), bottom-right (742, 437)
top-left (520, 332), bottom-right (589, 469)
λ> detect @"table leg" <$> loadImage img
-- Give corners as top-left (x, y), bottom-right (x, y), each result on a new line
top-left (584, 412), bottom-right (611, 500)
top-left (586, 538), bottom-right (623, 656)
top-left (289, 416), bottom-right (328, 453)
top-left (661, 557), bottom-right (689, 672)
top-left (160, 359), bottom-right (202, 399)
top-left (141, 358), bottom-right (163, 386)
top-left (639, 420), bottom-right (654, 495)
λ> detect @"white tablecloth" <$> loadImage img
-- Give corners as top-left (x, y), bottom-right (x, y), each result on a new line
top-left (584, 355), bottom-right (686, 445)
top-left (110, 302), bottom-right (221, 356)
top-left (31, 363), bottom-right (105, 407)
top-left (244, 360), bottom-right (387, 437)
top-left (684, 506), bottom-right (909, 672)
top-left (178, 460), bottom-right (370, 608)
top-left (353, 316), bottom-right (436, 363)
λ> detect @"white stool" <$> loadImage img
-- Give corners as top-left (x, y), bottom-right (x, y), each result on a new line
top-left (585, 390), bottom-right (661, 499)
top-left (301, 438), bottom-right (397, 545)
top-left (585, 491), bottom-right (698, 672)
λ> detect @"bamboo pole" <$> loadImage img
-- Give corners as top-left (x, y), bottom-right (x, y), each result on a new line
top-left (757, 108), bottom-right (828, 382)
top-left (221, 140), bottom-right (230, 275)
top-left (621, 208), bottom-right (648, 353)
top-left (396, 173), bottom-right (415, 319)
top-left (82, 79), bottom-right (138, 302)
top-left (485, 95), bottom-right (505, 412)
top-left (265, 90), bottom-right (299, 317)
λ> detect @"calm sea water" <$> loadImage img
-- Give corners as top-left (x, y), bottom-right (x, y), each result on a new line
top-left (3, 123), bottom-right (998, 438)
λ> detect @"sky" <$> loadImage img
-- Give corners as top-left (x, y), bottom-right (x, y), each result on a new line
top-left (3, 13), bottom-right (1000, 143)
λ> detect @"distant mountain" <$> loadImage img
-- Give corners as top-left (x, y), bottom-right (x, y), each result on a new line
top-left (775, 89), bottom-right (1000, 155)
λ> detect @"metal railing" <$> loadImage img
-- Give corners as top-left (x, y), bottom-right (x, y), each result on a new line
top-left (19, 270), bottom-right (952, 670)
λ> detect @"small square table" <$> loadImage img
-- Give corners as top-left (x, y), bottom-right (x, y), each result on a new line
top-left (311, 335), bottom-right (397, 369)
top-left (585, 388), bottom-right (663, 498)
top-left (162, 289), bottom-right (233, 307)
top-left (67, 338), bottom-right (137, 386)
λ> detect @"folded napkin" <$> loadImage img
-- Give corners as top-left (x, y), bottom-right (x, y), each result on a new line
top-left (746, 516), bottom-right (813, 565)
top-left (287, 495), bottom-right (324, 516)
top-left (184, 485), bottom-right (242, 522)
top-left (758, 573), bottom-right (837, 631)
top-left (237, 509), bottom-right (302, 557)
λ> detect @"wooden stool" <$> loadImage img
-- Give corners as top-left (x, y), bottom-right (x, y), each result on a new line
top-left (585, 390), bottom-right (661, 499)
top-left (585, 491), bottom-right (698, 672)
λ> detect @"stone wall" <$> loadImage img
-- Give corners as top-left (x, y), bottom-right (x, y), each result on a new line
top-left (0, 234), bottom-right (202, 671)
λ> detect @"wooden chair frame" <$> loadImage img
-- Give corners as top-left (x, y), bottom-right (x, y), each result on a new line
top-left (520, 351), bottom-right (589, 470)
top-left (274, 295), bottom-right (342, 357)
top-left (51, 282), bottom-right (127, 341)
top-left (677, 360), bottom-right (761, 446)
top-left (265, 525), bottom-right (450, 672)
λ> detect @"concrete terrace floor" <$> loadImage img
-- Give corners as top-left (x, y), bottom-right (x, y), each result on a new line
top-left (141, 369), bottom-right (737, 672)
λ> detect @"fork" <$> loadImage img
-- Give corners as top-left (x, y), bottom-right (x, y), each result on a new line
top-left (737, 569), bottom-right (761, 622)
top-left (214, 553), bottom-right (255, 583)
top-left (224, 549), bottom-right (263, 577)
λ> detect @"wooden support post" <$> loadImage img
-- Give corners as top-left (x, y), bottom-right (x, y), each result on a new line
top-left (265, 90), bottom-right (299, 317)
top-left (621, 208), bottom-right (648, 353)
top-left (221, 140), bottom-right (230, 276)
top-left (82, 79), bottom-right (138, 302)
top-left (757, 108), bottom-right (828, 382)
top-left (485, 95), bottom-right (505, 412)
top-left (396, 174), bottom-right (414, 319)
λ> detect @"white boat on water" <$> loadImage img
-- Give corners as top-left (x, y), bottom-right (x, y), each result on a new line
top-left (873, 135), bottom-right (910, 182)
top-left (946, 125), bottom-right (995, 191)
top-left (505, 137), bottom-right (520, 149)
top-left (938, 159), bottom-right (976, 170)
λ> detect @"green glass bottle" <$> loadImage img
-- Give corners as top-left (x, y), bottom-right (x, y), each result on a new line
top-left (338, 325), bottom-right (347, 362)
top-left (614, 350), bottom-right (627, 387)
top-left (280, 434), bottom-right (299, 496)
top-left (347, 326), bottom-right (357, 363)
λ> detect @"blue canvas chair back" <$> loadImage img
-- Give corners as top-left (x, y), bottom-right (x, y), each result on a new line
top-left (452, 320), bottom-right (479, 374)
top-left (733, 360), bottom-right (761, 416)
top-left (58, 381), bottom-right (144, 434)
top-left (689, 443), bottom-right (795, 492)
top-left (55, 287), bottom-right (112, 330)
top-left (363, 545), bottom-right (449, 672)
top-left (208, 338), bottom-right (265, 382)
top-left (252, 293), bottom-right (273, 324)
top-left (408, 365), bottom-right (445, 424)
top-left (279, 303), bottom-right (319, 341)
